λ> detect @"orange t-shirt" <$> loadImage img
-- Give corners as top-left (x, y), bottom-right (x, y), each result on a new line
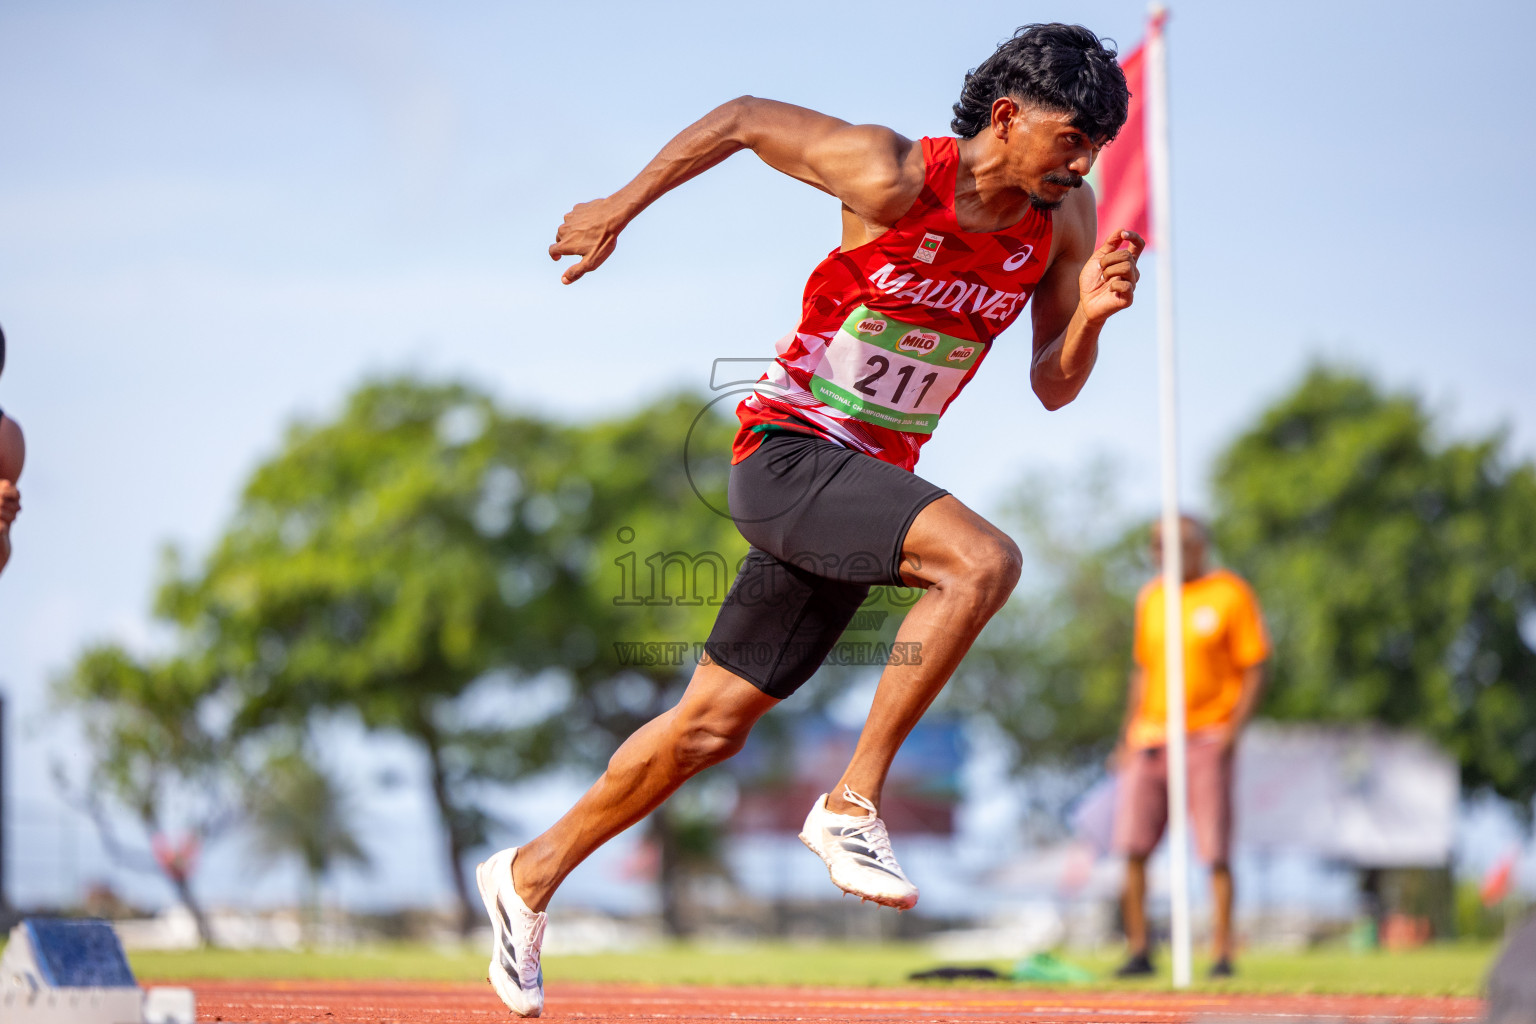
top-left (1127, 568), bottom-right (1270, 750)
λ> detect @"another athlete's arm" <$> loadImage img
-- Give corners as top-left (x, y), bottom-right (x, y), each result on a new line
top-left (1218, 663), bottom-right (1266, 755)
top-left (548, 97), bottom-right (922, 284)
top-left (1110, 664), bottom-right (1146, 771)
top-left (1027, 188), bottom-right (1143, 410)
top-left (0, 415), bottom-right (24, 577)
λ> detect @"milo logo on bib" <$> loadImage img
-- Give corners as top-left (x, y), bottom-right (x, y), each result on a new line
top-left (896, 330), bottom-right (939, 355)
top-left (808, 306), bottom-right (984, 435)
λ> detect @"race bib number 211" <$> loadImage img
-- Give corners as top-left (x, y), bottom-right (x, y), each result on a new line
top-left (808, 306), bottom-right (983, 434)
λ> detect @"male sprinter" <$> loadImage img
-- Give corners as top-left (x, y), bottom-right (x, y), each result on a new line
top-left (0, 325), bottom-right (24, 577)
top-left (479, 24), bottom-right (1142, 1015)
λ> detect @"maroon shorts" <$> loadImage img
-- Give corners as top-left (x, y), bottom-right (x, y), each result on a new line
top-left (1112, 732), bottom-right (1233, 865)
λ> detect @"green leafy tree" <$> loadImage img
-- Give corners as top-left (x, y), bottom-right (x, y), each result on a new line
top-left (157, 379), bottom-right (571, 931)
top-left (245, 743), bottom-right (369, 940)
top-left (1210, 365), bottom-right (1536, 808)
top-left (156, 378), bottom-right (757, 934)
top-left (54, 645), bottom-right (238, 946)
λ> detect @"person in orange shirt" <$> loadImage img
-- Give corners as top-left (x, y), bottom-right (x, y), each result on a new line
top-left (1112, 514), bottom-right (1268, 979)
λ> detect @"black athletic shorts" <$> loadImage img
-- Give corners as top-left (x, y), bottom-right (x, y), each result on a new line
top-left (702, 430), bottom-right (948, 699)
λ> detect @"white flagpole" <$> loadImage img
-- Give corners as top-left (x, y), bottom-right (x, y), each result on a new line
top-left (1146, 5), bottom-right (1192, 989)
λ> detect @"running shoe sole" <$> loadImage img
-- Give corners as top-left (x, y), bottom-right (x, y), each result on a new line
top-left (797, 828), bottom-right (918, 910)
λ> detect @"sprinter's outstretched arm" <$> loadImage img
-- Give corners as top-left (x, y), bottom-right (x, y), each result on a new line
top-left (548, 97), bottom-right (922, 284)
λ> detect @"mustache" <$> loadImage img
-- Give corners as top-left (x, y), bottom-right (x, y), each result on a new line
top-left (1042, 171), bottom-right (1085, 189)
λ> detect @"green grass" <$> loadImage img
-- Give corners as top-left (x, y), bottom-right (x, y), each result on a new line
top-left (1053, 944), bottom-right (1493, 996)
top-left (131, 940), bottom-right (1497, 996)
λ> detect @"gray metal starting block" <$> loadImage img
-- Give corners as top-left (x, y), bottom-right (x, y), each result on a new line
top-left (0, 918), bottom-right (195, 1024)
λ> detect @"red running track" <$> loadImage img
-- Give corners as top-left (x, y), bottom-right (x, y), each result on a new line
top-left (183, 979), bottom-right (1484, 1024)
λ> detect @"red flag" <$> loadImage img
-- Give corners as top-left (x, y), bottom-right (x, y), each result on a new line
top-left (151, 832), bottom-right (201, 885)
top-left (1091, 15), bottom-right (1163, 246)
top-left (1481, 850), bottom-right (1518, 906)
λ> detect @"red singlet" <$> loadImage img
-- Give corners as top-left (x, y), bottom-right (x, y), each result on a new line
top-left (732, 136), bottom-right (1055, 472)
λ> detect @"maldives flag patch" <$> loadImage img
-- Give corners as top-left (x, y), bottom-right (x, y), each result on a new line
top-left (914, 232), bottom-right (943, 264)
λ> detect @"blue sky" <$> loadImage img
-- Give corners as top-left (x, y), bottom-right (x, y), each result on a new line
top-left (2, 0), bottom-right (1534, 912)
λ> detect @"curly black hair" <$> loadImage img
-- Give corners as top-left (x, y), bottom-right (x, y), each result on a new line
top-left (952, 24), bottom-right (1129, 143)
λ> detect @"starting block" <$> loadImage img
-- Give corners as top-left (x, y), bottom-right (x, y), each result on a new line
top-left (0, 918), bottom-right (195, 1024)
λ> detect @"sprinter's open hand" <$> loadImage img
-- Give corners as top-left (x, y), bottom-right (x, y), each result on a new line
top-left (549, 196), bottom-right (629, 285)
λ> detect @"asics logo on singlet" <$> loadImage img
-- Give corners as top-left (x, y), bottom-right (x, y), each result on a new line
top-left (866, 263), bottom-right (1028, 322)
top-left (1002, 246), bottom-right (1034, 272)
top-left (895, 330), bottom-right (939, 354)
top-left (855, 318), bottom-right (887, 335)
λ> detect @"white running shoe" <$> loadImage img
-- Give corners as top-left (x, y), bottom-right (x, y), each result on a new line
top-left (475, 847), bottom-right (547, 1018)
top-left (798, 786), bottom-right (918, 910)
